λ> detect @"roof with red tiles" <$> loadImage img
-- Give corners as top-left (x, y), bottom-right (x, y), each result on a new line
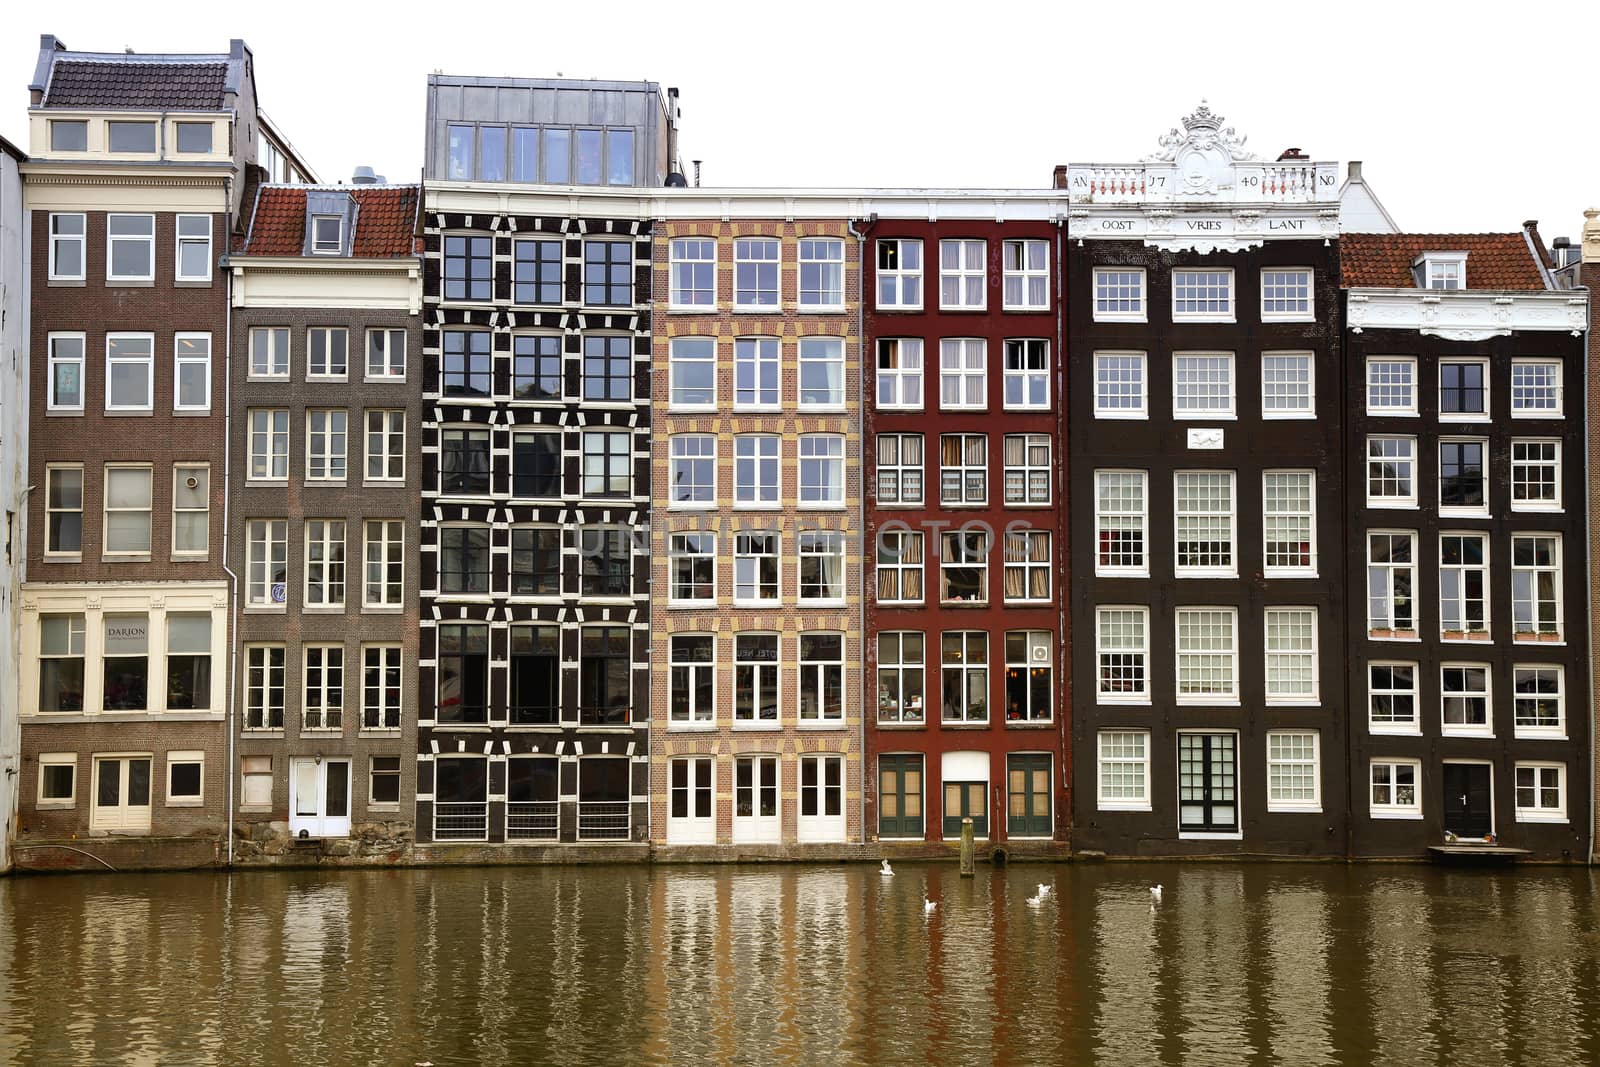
top-left (44, 59), bottom-right (229, 110)
top-left (1340, 232), bottom-right (1548, 290)
top-left (238, 185), bottom-right (421, 258)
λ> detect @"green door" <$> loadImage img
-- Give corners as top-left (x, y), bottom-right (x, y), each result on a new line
top-left (942, 780), bottom-right (988, 838)
top-left (1007, 753), bottom-right (1053, 838)
top-left (878, 754), bottom-right (924, 839)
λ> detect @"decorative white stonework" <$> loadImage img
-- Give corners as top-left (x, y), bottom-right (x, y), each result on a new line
top-left (1187, 428), bottom-right (1225, 450)
top-left (1347, 289), bottom-right (1588, 339)
top-left (1583, 208), bottom-right (1600, 266)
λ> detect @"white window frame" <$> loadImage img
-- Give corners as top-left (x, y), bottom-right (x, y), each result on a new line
top-left (173, 333), bottom-right (211, 413)
top-left (251, 327), bottom-right (291, 379)
top-left (1512, 664), bottom-right (1564, 739)
top-left (940, 630), bottom-right (989, 724)
top-left (175, 214), bottom-right (212, 282)
top-left (362, 644), bottom-right (404, 730)
top-left (876, 338), bottom-right (924, 411)
top-left (363, 520), bottom-right (405, 609)
top-left (1096, 730), bottom-right (1151, 811)
top-left (105, 332), bottom-right (155, 413)
top-left (669, 433), bottom-right (717, 510)
top-left (875, 433), bottom-right (923, 508)
top-left (366, 329), bottom-right (407, 381)
top-left (1092, 267), bottom-right (1146, 323)
top-left (1440, 662), bottom-right (1493, 737)
top-left (1422, 252), bottom-right (1466, 290)
top-left (307, 327), bottom-right (349, 381)
top-left (939, 529), bottom-right (989, 605)
top-left (1259, 268), bottom-right (1314, 322)
top-left (1265, 730), bottom-right (1321, 813)
top-left (303, 519), bottom-right (347, 609)
top-left (105, 213), bottom-right (155, 281)
top-left (798, 530), bottom-right (846, 605)
top-left (1093, 351), bottom-right (1147, 419)
top-left (248, 408), bottom-right (290, 483)
top-left (1438, 437), bottom-right (1489, 516)
top-left (939, 432), bottom-right (987, 507)
top-left (797, 632), bottom-right (846, 722)
top-left (1370, 758), bottom-right (1423, 819)
top-left (1173, 470), bottom-right (1236, 578)
top-left (876, 528), bottom-right (924, 605)
top-left (876, 238), bottom-right (923, 311)
top-left (1262, 470), bottom-right (1316, 576)
top-left (939, 238), bottom-right (986, 311)
top-left (1438, 531), bottom-right (1490, 638)
top-left (1094, 469), bottom-right (1147, 576)
top-left (301, 644), bottom-right (345, 731)
top-left (1365, 357), bottom-right (1417, 416)
top-left (44, 463), bottom-right (84, 557)
top-left (102, 463), bottom-right (153, 557)
top-left (312, 214), bottom-right (344, 255)
top-left (798, 238), bottom-right (845, 310)
top-left (1003, 433), bottom-right (1051, 506)
top-left (306, 409), bottom-right (349, 483)
top-left (669, 634), bottom-right (716, 726)
top-left (1264, 607), bottom-right (1319, 705)
top-left (36, 752), bottom-right (77, 808)
top-left (1001, 239), bottom-right (1049, 311)
top-left (1367, 530), bottom-right (1419, 637)
top-left (1510, 359), bottom-right (1562, 418)
top-left (668, 531), bottom-right (716, 606)
top-left (1511, 533), bottom-right (1562, 641)
top-left (1509, 439), bottom-right (1561, 512)
top-left (1002, 339), bottom-right (1050, 410)
top-left (1096, 606), bottom-right (1149, 705)
top-left (1002, 529), bottom-right (1051, 604)
top-left (733, 337), bottom-right (780, 410)
top-left (165, 751), bottom-right (206, 807)
top-left (1260, 351), bottom-right (1314, 419)
top-left (733, 530), bottom-right (781, 607)
top-left (243, 646), bottom-right (286, 732)
top-left (669, 337), bottom-right (717, 410)
top-left (47, 332), bottom-right (86, 412)
top-left (1172, 352), bottom-right (1236, 419)
top-left (48, 212), bottom-right (86, 281)
top-left (245, 518), bottom-right (288, 608)
top-left (1175, 606), bottom-right (1239, 705)
top-left (798, 336), bottom-right (846, 410)
top-left (1514, 762), bottom-right (1567, 822)
top-left (798, 434), bottom-right (845, 508)
top-left (669, 237), bottom-right (717, 309)
top-left (1366, 435), bottom-right (1417, 508)
top-left (876, 632), bottom-right (926, 725)
top-left (939, 338), bottom-right (987, 411)
top-left (1438, 358), bottom-right (1489, 422)
top-left (1171, 268), bottom-right (1234, 322)
top-left (1368, 661), bottom-right (1420, 734)
top-left (364, 410), bottom-right (405, 483)
top-left (733, 434), bottom-right (780, 508)
top-left (733, 237), bottom-right (780, 309)
top-left (171, 463), bottom-right (210, 559)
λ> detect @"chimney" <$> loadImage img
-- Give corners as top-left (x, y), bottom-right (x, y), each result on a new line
top-left (1348, 161), bottom-right (1363, 181)
top-left (692, 160), bottom-right (701, 187)
top-left (351, 166), bottom-right (378, 185)
top-left (1052, 164), bottom-right (1068, 189)
top-left (1276, 147), bottom-right (1307, 161)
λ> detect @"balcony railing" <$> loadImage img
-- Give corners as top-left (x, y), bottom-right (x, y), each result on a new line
top-left (1064, 161), bottom-right (1339, 205)
top-left (506, 801), bottom-right (560, 841)
top-left (509, 704), bottom-right (559, 726)
top-left (433, 802), bottom-right (488, 841)
top-left (579, 704), bottom-right (631, 727)
top-left (577, 801), bottom-right (630, 841)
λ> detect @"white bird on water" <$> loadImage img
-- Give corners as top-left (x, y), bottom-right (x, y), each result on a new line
top-left (1027, 883), bottom-right (1053, 907)
top-left (1150, 884), bottom-right (1163, 904)
top-left (881, 859), bottom-right (894, 877)
top-left (924, 898), bottom-right (937, 916)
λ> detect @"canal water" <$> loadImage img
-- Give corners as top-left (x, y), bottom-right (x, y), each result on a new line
top-left (1, 862), bottom-right (1596, 1066)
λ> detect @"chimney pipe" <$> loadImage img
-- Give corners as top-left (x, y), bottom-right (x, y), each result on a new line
top-left (1348, 160), bottom-right (1363, 181)
top-left (692, 160), bottom-right (701, 187)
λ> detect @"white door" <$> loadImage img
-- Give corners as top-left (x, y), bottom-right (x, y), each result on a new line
top-left (289, 757), bottom-right (351, 838)
top-left (667, 756), bottom-right (716, 844)
top-left (91, 756), bottom-right (152, 833)
top-left (733, 755), bottom-right (781, 843)
top-left (797, 754), bottom-right (845, 843)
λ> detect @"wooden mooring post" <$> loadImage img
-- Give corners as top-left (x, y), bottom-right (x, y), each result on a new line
top-left (960, 818), bottom-right (975, 876)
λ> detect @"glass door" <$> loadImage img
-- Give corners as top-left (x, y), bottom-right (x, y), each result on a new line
top-left (90, 756), bottom-right (152, 833)
top-left (797, 754), bottom-right (845, 843)
top-left (667, 756), bottom-right (716, 844)
top-left (289, 757), bottom-right (351, 837)
top-left (733, 755), bottom-right (780, 843)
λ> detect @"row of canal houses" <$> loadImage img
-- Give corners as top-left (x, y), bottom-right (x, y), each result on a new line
top-left (1, 35), bottom-right (1595, 871)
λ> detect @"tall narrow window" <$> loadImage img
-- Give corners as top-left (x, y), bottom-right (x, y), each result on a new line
top-left (669, 337), bottom-right (716, 408)
top-left (1003, 434), bottom-right (1050, 505)
top-left (249, 409), bottom-right (289, 481)
top-left (1002, 338), bottom-right (1050, 410)
top-left (513, 238), bottom-right (563, 306)
top-left (175, 214), bottom-right (212, 282)
top-left (245, 645), bottom-right (286, 729)
top-left (876, 338), bottom-right (924, 410)
top-left (251, 327), bottom-right (290, 378)
top-left (798, 531), bottom-right (845, 603)
top-left (307, 328), bottom-right (348, 380)
top-left (1174, 471), bottom-right (1235, 576)
top-left (511, 526), bottom-right (561, 596)
top-left (45, 466), bottom-right (84, 556)
top-left (38, 614), bottom-right (87, 712)
top-left (1004, 631), bottom-right (1052, 721)
top-left (1441, 664), bottom-right (1491, 735)
top-left (1178, 732), bottom-right (1238, 833)
top-left (1096, 608), bottom-right (1148, 702)
top-left (364, 520), bottom-right (405, 608)
top-left (512, 430), bottom-right (561, 498)
top-left (734, 634), bottom-right (779, 723)
top-left (940, 433), bottom-right (987, 506)
top-left (172, 465), bottom-right (209, 558)
top-left (940, 631), bottom-right (989, 723)
top-left (734, 238), bottom-right (780, 308)
top-left (509, 627), bottom-right (559, 725)
top-left (733, 434), bottom-right (780, 505)
top-left (583, 241), bottom-right (633, 306)
top-left (303, 519), bottom-right (346, 607)
top-left (670, 238), bottom-right (716, 307)
top-left (103, 466), bottom-right (153, 555)
top-left (1367, 436), bottom-right (1417, 507)
top-left (668, 532), bottom-right (715, 604)
top-left (1439, 533), bottom-right (1489, 637)
top-left (438, 525), bottom-right (491, 594)
top-left (876, 238), bottom-right (923, 310)
top-left (939, 239), bottom-right (986, 310)
top-left (876, 433), bottom-right (924, 506)
top-left (734, 338), bottom-right (780, 408)
top-left (579, 627), bottom-right (632, 724)
top-left (105, 333), bottom-right (154, 412)
top-left (306, 409), bottom-right (348, 481)
top-left (245, 519), bottom-right (288, 607)
top-left (798, 633), bottom-right (844, 722)
top-left (365, 410), bottom-right (405, 482)
top-left (48, 213), bottom-right (85, 280)
top-left (669, 434), bottom-right (716, 507)
top-left (1368, 663), bottom-right (1419, 732)
top-left (436, 624), bottom-right (489, 724)
top-left (579, 527), bottom-right (631, 598)
top-left (367, 329), bottom-right (407, 379)
top-left (363, 645), bottom-right (403, 729)
top-left (441, 330), bottom-right (491, 396)
top-left (1367, 532), bottom-right (1417, 636)
top-left (939, 529), bottom-right (988, 604)
top-left (443, 234), bottom-right (493, 301)
top-left (106, 214), bottom-right (155, 280)
top-left (1264, 607), bottom-right (1318, 703)
top-left (1439, 440), bottom-right (1486, 511)
top-left (1095, 470), bottom-right (1147, 574)
top-left (798, 337), bottom-right (845, 409)
top-left (670, 635), bottom-right (715, 725)
top-left (939, 338), bottom-right (987, 410)
top-left (606, 129), bottom-right (634, 185)
top-left (1176, 607), bottom-right (1238, 704)
top-left (876, 529), bottom-right (924, 605)
top-left (580, 431), bottom-right (632, 498)
top-left (1002, 239), bottom-right (1048, 310)
top-left (1098, 731), bottom-right (1150, 810)
top-left (733, 532), bottom-right (780, 605)
top-left (302, 645), bottom-right (344, 730)
top-left (1512, 534), bottom-right (1561, 639)
top-left (441, 428), bottom-right (491, 495)
top-left (1265, 732), bottom-right (1320, 812)
top-left (1003, 530), bottom-right (1051, 603)
top-left (877, 632), bottom-right (925, 723)
top-left (173, 334), bottom-right (211, 412)
top-left (1262, 471), bottom-right (1316, 574)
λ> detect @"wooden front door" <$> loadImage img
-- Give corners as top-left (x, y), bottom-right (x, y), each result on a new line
top-left (1442, 762), bottom-right (1493, 839)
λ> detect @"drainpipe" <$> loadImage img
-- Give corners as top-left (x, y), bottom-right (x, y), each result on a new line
top-left (1587, 279), bottom-right (1596, 866)
top-left (848, 213), bottom-right (868, 845)
top-left (1054, 215), bottom-right (1068, 848)
top-left (221, 174), bottom-right (239, 868)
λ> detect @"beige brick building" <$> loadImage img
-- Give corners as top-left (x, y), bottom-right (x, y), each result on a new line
top-left (649, 212), bottom-right (864, 846)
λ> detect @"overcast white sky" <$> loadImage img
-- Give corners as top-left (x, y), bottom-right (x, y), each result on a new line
top-left (7, 0), bottom-right (1597, 240)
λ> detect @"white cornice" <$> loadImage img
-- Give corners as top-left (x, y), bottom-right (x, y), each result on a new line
top-left (1346, 288), bottom-right (1588, 339)
top-left (230, 259), bottom-right (421, 313)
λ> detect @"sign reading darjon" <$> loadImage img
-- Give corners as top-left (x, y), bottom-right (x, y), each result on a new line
top-left (104, 616), bottom-right (149, 653)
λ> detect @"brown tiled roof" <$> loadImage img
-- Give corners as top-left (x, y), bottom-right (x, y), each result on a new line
top-left (44, 59), bottom-right (228, 110)
top-left (1341, 233), bottom-right (1547, 290)
top-left (239, 185), bottom-right (421, 258)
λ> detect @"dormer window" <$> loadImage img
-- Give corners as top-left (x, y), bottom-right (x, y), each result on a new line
top-left (312, 216), bottom-right (343, 255)
top-left (1420, 252), bottom-right (1467, 290)
top-left (175, 122), bottom-right (213, 154)
top-left (107, 120), bottom-right (156, 154)
top-left (49, 120), bottom-right (87, 152)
